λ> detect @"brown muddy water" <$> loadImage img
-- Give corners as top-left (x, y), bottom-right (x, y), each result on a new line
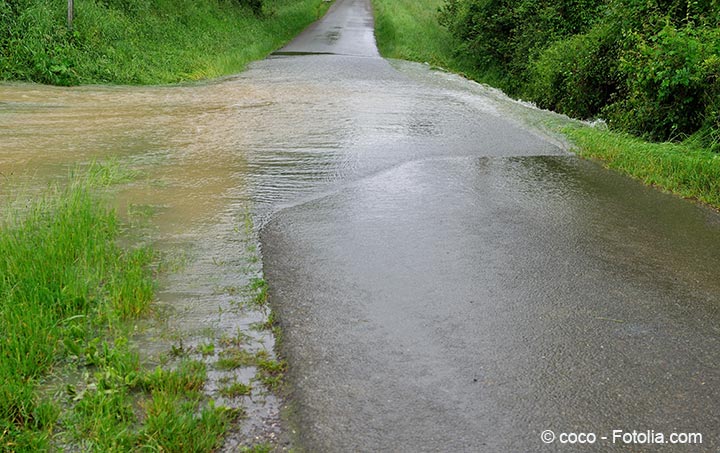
top-left (0, 78), bottom-right (295, 448)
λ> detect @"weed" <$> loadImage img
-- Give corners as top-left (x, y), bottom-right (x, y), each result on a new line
top-left (247, 277), bottom-right (269, 306)
top-left (219, 382), bottom-right (253, 398)
top-left (218, 329), bottom-right (252, 348)
top-left (215, 348), bottom-right (256, 370)
top-left (198, 342), bottom-right (216, 357)
top-left (254, 352), bottom-right (287, 391)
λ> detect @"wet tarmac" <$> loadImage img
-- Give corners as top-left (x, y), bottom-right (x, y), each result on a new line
top-left (258, 0), bottom-right (720, 451)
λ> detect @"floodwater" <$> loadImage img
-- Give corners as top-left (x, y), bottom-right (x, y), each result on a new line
top-left (2, 0), bottom-right (720, 450)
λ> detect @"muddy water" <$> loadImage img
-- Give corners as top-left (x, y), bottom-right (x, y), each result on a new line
top-left (0, 79), bottom-right (290, 447)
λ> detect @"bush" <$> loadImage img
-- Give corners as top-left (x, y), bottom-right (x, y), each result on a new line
top-left (439, 0), bottom-right (720, 145)
top-left (528, 22), bottom-right (621, 119)
top-left (606, 24), bottom-right (718, 141)
top-left (439, 0), bottom-right (604, 91)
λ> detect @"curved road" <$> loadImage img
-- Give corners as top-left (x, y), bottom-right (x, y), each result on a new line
top-left (258, 1), bottom-right (720, 451)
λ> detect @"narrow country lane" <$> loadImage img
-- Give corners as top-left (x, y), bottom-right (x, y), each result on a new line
top-left (1, 0), bottom-right (718, 450)
top-left (257, 0), bottom-right (720, 451)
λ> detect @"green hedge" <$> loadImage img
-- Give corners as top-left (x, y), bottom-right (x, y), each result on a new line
top-left (439, 0), bottom-right (720, 147)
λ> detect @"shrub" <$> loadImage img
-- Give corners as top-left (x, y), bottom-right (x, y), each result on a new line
top-left (439, 0), bottom-right (720, 145)
top-left (528, 22), bottom-right (621, 119)
top-left (605, 24), bottom-right (718, 141)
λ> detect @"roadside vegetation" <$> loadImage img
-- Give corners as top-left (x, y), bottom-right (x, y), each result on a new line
top-left (372, 0), bottom-right (720, 209)
top-left (0, 167), bottom-right (243, 449)
top-left (0, 0), bottom-right (329, 85)
top-left (565, 126), bottom-right (720, 207)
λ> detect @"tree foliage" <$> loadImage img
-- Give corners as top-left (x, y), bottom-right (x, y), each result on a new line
top-left (439, 0), bottom-right (720, 147)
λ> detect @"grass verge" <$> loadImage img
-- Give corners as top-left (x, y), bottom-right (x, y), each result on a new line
top-left (1, 0), bottom-right (330, 85)
top-left (371, 0), bottom-right (484, 79)
top-left (371, 0), bottom-right (720, 209)
top-left (564, 127), bottom-right (720, 209)
top-left (0, 167), bottom-right (239, 450)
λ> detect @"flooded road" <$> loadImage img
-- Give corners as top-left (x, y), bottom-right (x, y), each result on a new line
top-left (2, 0), bottom-right (720, 450)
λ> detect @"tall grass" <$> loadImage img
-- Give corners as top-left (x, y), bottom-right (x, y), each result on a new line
top-left (0, 172), bottom-right (154, 449)
top-left (372, 0), bottom-right (499, 83)
top-left (0, 169), bottom-right (239, 449)
top-left (1, 0), bottom-right (329, 85)
top-left (372, 0), bottom-right (447, 63)
top-left (565, 127), bottom-right (720, 209)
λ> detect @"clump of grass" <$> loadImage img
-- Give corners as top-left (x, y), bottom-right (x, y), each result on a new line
top-left (215, 348), bottom-right (256, 371)
top-left (247, 277), bottom-right (269, 306)
top-left (218, 329), bottom-right (252, 348)
top-left (66, 354), bottom-right (239, 450)
top-left (0, 172), bottom-right (154, 449)
top-left (565, 126), bottom-right (720, 208)
top-left (136, 360), bottom-right (241, 452)
top-left (198, 342), bottom-right (216, 357)
top-left (219, 382), bottom-right (253, 398)
top-left (254, 351), bottom-right (287, 391)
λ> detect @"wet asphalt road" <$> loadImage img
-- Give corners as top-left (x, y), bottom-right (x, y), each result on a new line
top-left (258, 0), bottom-right (720, 451)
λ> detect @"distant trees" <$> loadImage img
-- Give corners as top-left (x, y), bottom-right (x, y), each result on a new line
top-left (439, 0), bottom-right (720, 147)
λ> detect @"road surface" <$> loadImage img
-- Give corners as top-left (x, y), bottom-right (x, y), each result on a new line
top-left (255, 0), bottom-right (720, 450)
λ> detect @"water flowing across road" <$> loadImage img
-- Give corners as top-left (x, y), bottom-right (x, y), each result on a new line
top-left (1, 0), bottom-right (719, 450)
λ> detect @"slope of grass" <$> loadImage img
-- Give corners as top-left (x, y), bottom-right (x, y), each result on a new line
top-left (565, 127), bottom-right (720, 209)
top-left (372, 0), bottom-right (496, 82)
top-left (372, 0), bottom-right (450, 64)
top-left (1, 0), bottom-right (329, 85)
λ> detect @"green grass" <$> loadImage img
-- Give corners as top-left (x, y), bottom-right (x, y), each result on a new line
top-left (247, 277), bottom-right (269, 306)
top-left (1, 0), bottom-right (330, 85)
top-left (219, 381), bottom-right (253, 398)
top-left (565, 126), bottom-right (720, 209)
top-left (0, 171), bottom-right (153, 449)
top-left (372, 0), bottom-right (451, 65)
top-left (215, 347), bottom-right (256, 370)
top-left (371, 0), bottom-right (482, 78)
top-left (253, 351), bottom-right (287, 391)
top-left (0, 168), bottom-right (241, 449)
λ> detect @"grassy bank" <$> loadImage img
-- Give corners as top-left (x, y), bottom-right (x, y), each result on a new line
top-left (371, 0), bottom-right (720, 210)
top-left (565, 127), bottom-right (720, 209)
top-left (0, 169), bottom-right (238, 450)
top-left (1, 0), bottom-right (329, 85)
top-left (372, 0), bottom-right (452, 67)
